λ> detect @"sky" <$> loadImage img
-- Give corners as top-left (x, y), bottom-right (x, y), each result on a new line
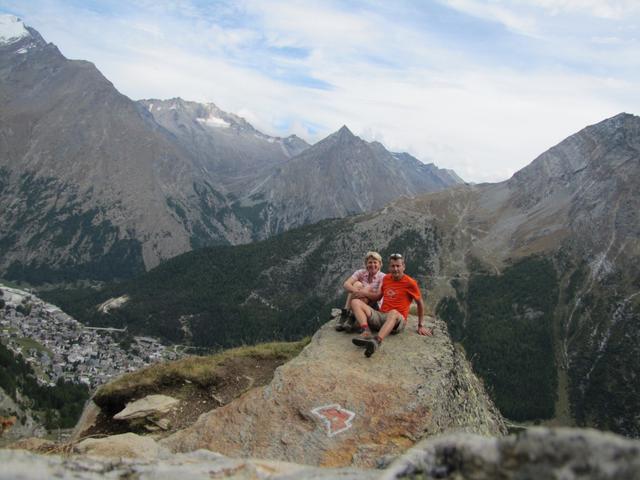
top-left (1, 1), bottom-right (638, 183)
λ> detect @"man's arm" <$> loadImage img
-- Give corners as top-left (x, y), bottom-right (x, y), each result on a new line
top-left (415, 297), bottom-right (432, 336)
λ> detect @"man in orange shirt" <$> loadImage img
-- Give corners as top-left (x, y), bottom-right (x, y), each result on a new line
top-left (351, 253), bottom-right (432, 357)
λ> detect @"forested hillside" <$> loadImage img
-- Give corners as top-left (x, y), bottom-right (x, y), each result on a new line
top-left (43, 215), bottom-right (440, 351)
top-left (0, 343), bottom-right (88, 430)
top-left (437, 256), bottom-right (559, 422)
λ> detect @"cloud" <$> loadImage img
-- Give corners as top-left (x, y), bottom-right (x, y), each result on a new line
top-left (0, 0), bottom-right (638, 182)
top-left (531, 0), bottom-right (640, 19)
top-left (440, 0), bottom-right (540, 36)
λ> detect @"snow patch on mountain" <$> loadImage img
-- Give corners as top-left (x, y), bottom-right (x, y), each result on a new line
top-left (197, 115), bottom-right (230, 128)
top-left (0, 14), bottom-right (30, 45)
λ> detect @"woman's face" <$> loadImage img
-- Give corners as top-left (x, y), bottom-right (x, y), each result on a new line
top-left (366, 257), bottom-right (381, 274)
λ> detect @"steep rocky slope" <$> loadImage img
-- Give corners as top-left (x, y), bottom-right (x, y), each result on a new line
top-left (0, 16), bottom-right (234, 281)
top-left (241, 126), bottom-right (462, 237)
top-left (138, 97), bottom-right (308, 183)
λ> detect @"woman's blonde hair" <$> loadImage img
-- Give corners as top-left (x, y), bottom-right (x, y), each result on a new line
top-left (364, 251), bottom-right (382, 265)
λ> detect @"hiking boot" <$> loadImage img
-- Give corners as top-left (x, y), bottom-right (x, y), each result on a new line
top-left (335, 309), bottom-right (352, 331)
top-left (342, 313), bottom-right (355, 332)
top-left (352, 335), bottom-right (380, 357)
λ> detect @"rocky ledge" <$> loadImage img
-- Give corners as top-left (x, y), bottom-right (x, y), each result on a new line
top-left (162, 315), bottom-right (506, 467)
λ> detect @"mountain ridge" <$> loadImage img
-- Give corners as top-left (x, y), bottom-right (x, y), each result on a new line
top-left (0, 15), bottom-right (462, 284)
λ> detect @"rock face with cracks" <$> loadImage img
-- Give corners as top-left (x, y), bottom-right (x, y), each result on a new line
top-left (162, 316), bottom-right (506, 467)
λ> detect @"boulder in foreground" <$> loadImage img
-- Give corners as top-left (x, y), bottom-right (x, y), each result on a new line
top-left (383, 427), bottom-right (640, 479)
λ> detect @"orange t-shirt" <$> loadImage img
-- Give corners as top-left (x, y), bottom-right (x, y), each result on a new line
top-left (380, 274), bottom-right (422, 320)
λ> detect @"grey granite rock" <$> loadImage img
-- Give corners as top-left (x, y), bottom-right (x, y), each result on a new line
top-left (383, 427), bottom-right (640, 480)
top-left (0, 448), bottom-right (378, 479)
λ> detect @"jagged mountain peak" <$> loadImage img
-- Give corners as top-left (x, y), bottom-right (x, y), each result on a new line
top-left (578, 112), bottom-right (640, 145)
top-left (0, 14), bottom-right (30, 45)
top-left (596, 111), bottom-right (637, 129)
top-left (335, 124), bottom-right (355, 139)
top-left (510, 111), bottom-right (640, 188)
top-left (0, 14), bottom-right (48, 55)
top-left (321, 124), bottom-right (356, 143)
top-left (139, 96), bottom-right (309, 154)
top-left (316, 124), bottom-right (361, 150)
top-left (337, 124), bottom-right (353, 134)
top-left (140, 97), bottom-right (263, 136)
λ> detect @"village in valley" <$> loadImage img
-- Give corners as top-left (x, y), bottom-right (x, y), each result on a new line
top-left (0, 284), bottom-right (181, 389)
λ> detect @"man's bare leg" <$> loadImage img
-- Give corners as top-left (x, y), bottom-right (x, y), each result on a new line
top-left (354, 310), bottom-right (402, 357)
top-left (376, 310), bottom-right (403, 341)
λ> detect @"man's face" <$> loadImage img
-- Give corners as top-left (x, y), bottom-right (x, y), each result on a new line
top-left (366, 257), bottom-right (381, 274)
top-left (389, 258), bottom-right (405, 280)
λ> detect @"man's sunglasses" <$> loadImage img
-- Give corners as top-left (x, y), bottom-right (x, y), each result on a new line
top-left (389, 253), bottom-right (403, 260)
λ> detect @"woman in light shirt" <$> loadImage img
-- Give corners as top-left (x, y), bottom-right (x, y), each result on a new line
top-left (335, 251), bottom-right (384, 332)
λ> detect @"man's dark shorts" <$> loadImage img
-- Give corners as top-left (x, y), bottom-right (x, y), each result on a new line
top-left (368, 310), bottom-right (406, 333)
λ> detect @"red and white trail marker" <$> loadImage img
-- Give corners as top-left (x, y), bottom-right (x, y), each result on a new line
top-left (311, 404), bottom-right (356, 437)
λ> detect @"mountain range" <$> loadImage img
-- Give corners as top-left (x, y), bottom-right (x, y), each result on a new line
top-left (2, 14), bottom-right (639, 438)
top-left (0, 15), bottom-right (461, 284)
top-left (48, 112), bottom-right (640, 438)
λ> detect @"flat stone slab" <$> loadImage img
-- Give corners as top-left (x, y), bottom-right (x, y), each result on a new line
top-left (74, 432), bottom-right (169, 460)
top-left (113, 394), bottom-right (180, 421)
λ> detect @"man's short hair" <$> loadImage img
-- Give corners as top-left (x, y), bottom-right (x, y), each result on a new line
top-left (365, 251), bottom-right (382, 264)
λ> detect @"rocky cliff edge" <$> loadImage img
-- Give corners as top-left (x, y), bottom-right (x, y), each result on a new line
top-left (161, 315), bottom-right (506, 467)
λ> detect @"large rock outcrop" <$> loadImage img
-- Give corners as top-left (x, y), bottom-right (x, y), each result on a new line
top-left (162, 316), bottom-right (506, 467)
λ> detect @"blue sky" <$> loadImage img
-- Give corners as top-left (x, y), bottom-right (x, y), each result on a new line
top-left (1, 0), bottom-right (638, 182)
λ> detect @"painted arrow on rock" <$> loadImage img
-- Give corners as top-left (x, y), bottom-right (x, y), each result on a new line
top-left (311, 404), bottom-right (356, 437)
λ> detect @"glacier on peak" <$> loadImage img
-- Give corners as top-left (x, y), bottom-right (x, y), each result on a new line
top-left (0, 14), bottom-right (30, 45)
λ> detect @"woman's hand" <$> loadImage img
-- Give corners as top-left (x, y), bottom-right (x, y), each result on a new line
top-left (351, 286), bottom-right (366, 299)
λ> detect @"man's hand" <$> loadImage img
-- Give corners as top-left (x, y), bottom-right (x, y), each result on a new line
top-left (417, 325), bottom-right (433, 336)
